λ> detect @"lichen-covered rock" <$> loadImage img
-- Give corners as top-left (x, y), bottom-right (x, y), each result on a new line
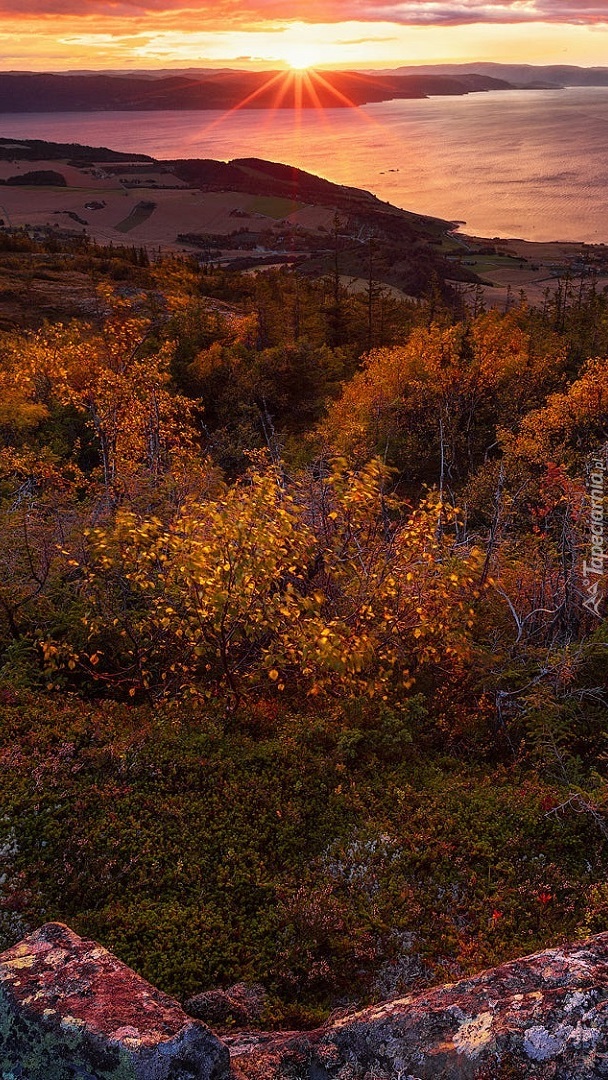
top-left (229, 933), bottom-right (608, 1079)
top-left (184, 984), bottom-right (267, 1030)
top-left (0, 922), bottom-right (230, 1080)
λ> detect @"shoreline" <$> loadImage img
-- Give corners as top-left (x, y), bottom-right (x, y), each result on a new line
top-left (443, 232), bottom-right (608, 307)
top-left (0, 136), bottom-right (605, 313)
top-left (2, 87), bottom-right (608, 249)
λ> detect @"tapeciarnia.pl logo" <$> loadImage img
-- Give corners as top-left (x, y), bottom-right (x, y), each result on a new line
top-left (583, 452), bottom-right (607, 618)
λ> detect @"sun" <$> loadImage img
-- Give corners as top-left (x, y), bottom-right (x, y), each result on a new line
top-left (282, 45), bottom-right (319, 71)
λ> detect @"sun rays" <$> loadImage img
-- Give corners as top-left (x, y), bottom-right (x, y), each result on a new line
top-left (190, 65), bottom-right (386, 151)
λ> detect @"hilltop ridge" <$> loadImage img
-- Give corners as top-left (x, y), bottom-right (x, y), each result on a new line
top-left (376, 61), bottom-right (608, 88)
top-left (0, 69), bottom-right (514, 111)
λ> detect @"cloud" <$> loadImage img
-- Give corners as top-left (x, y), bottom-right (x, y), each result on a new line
top-left (336, 35), bottom-right (400, 43)
top-left (317, 1), bottom-right (608, 25)
top-left (3, 0), bottom-right (608, 25)
top-left (373, 0), bottom-right (604, 23)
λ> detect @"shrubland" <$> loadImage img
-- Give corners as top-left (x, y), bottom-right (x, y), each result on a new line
top-left (0, 235), bottom-right (606, 1021)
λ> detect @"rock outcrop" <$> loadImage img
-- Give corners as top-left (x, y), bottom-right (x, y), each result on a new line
top-left (0, 921), bottom-right (230, 1080)
top-left (229, 934), bottom-right (608, 1079)
top-left (3, 924), bottom-right (608, 1078)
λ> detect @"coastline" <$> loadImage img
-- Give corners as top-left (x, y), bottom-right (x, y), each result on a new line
top-left (0, 135), bottom-right (606, 314)
top-left (1, 88), bottom-right (608, 246)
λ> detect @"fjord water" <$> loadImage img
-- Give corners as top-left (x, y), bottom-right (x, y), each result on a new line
top-left (2, 86), bottom-right (608, 242)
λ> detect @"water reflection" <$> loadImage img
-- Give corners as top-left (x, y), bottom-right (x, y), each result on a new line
top-left (1, 86), bottom-right (608, 241)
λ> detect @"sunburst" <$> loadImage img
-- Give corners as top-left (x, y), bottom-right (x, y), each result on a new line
top-left (282, 46), bottom-right (320, 71)
top-left (190, 65), bottom-right (387, 167)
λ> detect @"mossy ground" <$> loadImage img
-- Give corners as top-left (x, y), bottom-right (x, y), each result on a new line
top-left (0, 687), bottom-right (605, 1026)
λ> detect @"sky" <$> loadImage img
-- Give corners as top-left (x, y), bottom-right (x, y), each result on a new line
top-left (2, 1), bottom-right (608, 71)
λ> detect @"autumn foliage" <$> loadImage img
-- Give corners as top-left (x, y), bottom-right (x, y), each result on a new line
top-left (0, 249), bottom-right (606, 1016)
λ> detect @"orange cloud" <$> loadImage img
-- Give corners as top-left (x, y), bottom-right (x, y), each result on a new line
top-left (2, 2), bottom-right (608, 72)
top-left (3, 1), bottom-right (608, 24)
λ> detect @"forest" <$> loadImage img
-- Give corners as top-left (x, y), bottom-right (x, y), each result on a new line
top-left (0, 230), bottom-right (606, 1026)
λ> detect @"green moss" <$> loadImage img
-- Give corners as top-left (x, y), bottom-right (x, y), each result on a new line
top-left (0, 688), bottom-right (605, 1021)
top-left (0, 996), bottom-right (136, 1080)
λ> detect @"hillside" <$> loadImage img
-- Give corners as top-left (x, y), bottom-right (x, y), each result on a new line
top-left (0, 138), bottom-right (486, 317)
top-left (381, 62), bottom-right (608, 88)
top-left (0, 215), bottom-right (606, 1018)
top-left (0, 69), bottom-right (514, 112)
top-left (1, 137), bottom-right (607, 325)
top-left (0, 136), bottom-right (606, 1043)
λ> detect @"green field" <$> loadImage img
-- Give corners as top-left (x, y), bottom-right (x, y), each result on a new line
top-left (248, 195), bottom-right (305, 219)
top-left (114, 200), bottom-right (157, 234)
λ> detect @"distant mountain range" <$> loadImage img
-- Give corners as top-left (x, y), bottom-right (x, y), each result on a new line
top-left (0, 70), bottom-right (514, 111)
top-left (0, 65), bottom-right (605, 113)
top-left (375, 63), bottom-right (608, 88)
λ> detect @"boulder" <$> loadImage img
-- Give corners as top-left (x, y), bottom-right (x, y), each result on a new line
top-left (184, 984), bottom-right (267, 1030)
top-left (0, 921), bottom-right (230, 1080)
top-left (5, 923), bottom-right (608, 1079)
top-left (229, 933), bottom-right (608, 1079)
